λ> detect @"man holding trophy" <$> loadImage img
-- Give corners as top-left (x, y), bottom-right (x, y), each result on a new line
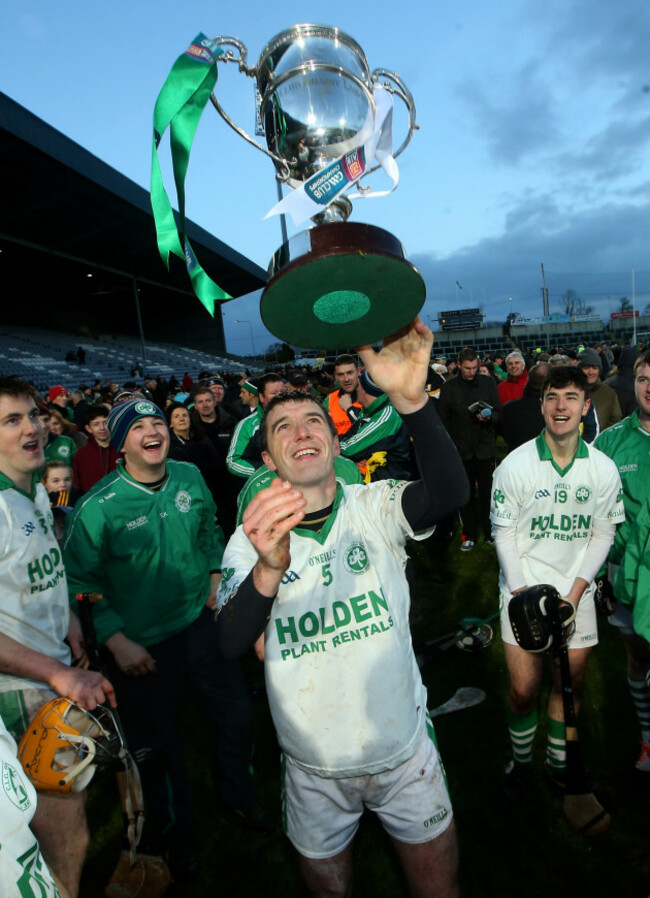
top-left (153, 24), bottom-right (463, 895)
top-left (216, 318), bottom-right (467, 897)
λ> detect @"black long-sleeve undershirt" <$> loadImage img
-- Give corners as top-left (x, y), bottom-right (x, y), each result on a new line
top-left (217, 398), bottom-right (469, 658)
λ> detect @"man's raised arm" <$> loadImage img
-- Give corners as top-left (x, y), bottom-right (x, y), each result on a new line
top-left (358, 318), bottom-right (469, 528)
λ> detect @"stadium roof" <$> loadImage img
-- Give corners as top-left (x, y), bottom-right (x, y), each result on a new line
top-left (0, 91), bottom-right (265, 336)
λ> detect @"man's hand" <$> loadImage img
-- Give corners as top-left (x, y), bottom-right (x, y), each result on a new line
top-left (565, 577), bottom-right (589, 610)
top-left (243, 479), bottom-right (307, 597)
top-left (205, 572), bottom-right (222, 611)
top-left (48, 666), bottom-right (116, 710)
top-left (66, 612), bottom-right (88, 669)
top-left (105, 632), bottom-right (156, 677)
top-left (357, 317), bottom-right (433, 415)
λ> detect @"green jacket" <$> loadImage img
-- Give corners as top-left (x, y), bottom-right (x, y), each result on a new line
top-left (63, 460), bottom-right (224, 646)
top-left (616, 496), bottom-right (650, 635)
top-left (594, 410), bottom-right (650, 566)
top-left (44, 433), bottom-right (76, 465)
top-left (226, 406), bottom-right (264, 479)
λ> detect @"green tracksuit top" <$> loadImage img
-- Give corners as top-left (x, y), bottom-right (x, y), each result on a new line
top-left (594, 410), bottom-right (650, 566)
top-left (62, 460), bottom-right (225, 646)
top-left (226, 406), bottom-right (263, 478)
top-left (616, 495), bottom-right (650, 635)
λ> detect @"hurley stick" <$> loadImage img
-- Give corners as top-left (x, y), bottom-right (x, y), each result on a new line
top-left (550, 602), bottom-right (610, 836)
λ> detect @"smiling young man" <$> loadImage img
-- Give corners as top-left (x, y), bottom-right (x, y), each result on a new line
top-left (0, 377), bottom-right (115, 897)
top-left (63, 398), bottom-right (262, 875)
top-left (217, 320), bottom-right (469, 898)
top-left (491, 367), bottom-right (624, 799)
top-left (72, 404), bottom-right (119, 494)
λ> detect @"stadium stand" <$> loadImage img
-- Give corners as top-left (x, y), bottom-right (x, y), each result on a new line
top-left (0, 326), bottom-right (259, 391)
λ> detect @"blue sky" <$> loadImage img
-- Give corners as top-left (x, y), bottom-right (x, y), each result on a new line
top-left (2, 1), bottom-right (649, 354)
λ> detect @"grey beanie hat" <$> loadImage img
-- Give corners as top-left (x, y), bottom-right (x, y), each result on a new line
top-left (577, 348), bottom-right (602, 371)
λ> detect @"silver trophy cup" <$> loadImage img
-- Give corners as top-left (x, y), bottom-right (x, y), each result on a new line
top-left (210, 23), bottom-right (425, 348)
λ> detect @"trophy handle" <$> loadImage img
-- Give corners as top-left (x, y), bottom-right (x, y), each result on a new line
top-left (371, 68), bottom-right (418, 160)
top-left (208, 36), bottom-right (292, 181)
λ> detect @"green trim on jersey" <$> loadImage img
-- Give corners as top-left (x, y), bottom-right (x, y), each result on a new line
top-left (235, 456), bottom-right (363, 527)
top-left (290, 476), bottom-right (405, 545)
top-left (535, 430), bottom-right (588, 476)
top-left (0, 469), bottom-right (39, 500)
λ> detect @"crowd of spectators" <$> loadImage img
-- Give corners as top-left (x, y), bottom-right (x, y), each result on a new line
top-left (0, 328), bottom-right (648, 897)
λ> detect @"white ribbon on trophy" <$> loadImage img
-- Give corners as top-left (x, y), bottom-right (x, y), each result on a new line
top-left (264, 85), bottom-right (399, 227)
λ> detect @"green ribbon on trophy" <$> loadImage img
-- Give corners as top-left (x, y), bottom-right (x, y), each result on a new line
top-left (151, 34), bottom-right (231, 315)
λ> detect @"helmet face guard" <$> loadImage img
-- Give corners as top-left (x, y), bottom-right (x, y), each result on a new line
top-left (18, 698), bottom-right (123, 793)
top-left (508, 584), bottom-right (576, 654)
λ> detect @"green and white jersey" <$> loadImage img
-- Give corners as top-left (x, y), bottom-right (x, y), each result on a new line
top-left (0, 474), bottom-right (70, 694)
top-left (595, 410), bottom-right (650, 565)
top-left (0, 716), bottom-right (60, 896)
top-left (490, 433), bottom-right (625, 600)
top-left (218, 479), bottom-right (432, 779)
top-left (235, 456), bottom-right (363, 526)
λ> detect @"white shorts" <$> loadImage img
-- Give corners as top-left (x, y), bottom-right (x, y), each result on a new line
top-left (500, 591), bottom-right (598, 650)
top-left (281, 720), bottom-right (453, 859)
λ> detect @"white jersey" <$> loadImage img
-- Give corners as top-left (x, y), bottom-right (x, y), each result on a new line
top-left (0, 478), bottom-right (71, 693)
top-left (218, 480), bottom-right (432, 779)
top-left (490, 433), bottom-right (625, 600)
top-left (0, 715), bottom-right (60, 896)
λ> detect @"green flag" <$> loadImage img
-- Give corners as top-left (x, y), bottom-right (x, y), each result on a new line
top-left (151, 34), bottom-right (232, 315)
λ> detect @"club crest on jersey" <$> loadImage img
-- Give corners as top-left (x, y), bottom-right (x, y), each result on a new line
top-left (175, 490), bottom-right (191, 513)
top-left (1, 760), bottom-right (31, 811)
top-left (493, 489), bottom-right (505, 505)
top-left (135, 401), bottom-right (157, 415)
top-left (575, 486), bottom-right (592, 504)
top-left (343, 543), bottom-right (369, 575)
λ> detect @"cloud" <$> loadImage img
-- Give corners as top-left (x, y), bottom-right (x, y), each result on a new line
top-left (544, 0), bottom-right (650, 90)
top-left (413, 198), bottom-right (650, 321)
top-left (549, 114), bottom-right (650, 182)
top-left (456, 61), bottom-right (560, 164)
